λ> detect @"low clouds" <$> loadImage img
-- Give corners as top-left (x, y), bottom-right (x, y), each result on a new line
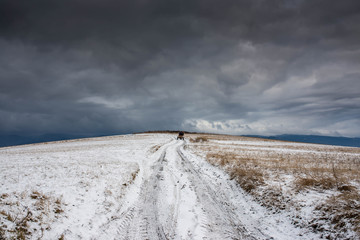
top-left (0, 0), bottom-right (360, 137)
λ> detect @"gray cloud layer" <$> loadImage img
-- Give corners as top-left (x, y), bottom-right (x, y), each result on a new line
top-left (1, 0), bottom-right (360, 136)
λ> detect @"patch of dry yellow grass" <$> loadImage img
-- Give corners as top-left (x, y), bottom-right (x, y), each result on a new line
top-left (189, 136), bottom-right (208, 143)
top-left (187, 133), bottom-right (360, 238)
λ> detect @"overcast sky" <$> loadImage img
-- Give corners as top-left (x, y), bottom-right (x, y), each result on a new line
top-left (1, 0), bottom-right (360, 137)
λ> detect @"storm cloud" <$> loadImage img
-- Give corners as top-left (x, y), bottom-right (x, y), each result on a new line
top-left (1, 0), bottom-right (360, 137)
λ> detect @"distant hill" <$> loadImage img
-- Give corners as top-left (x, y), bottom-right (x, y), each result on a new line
top-left (245, 134), bottom-right (360, 148)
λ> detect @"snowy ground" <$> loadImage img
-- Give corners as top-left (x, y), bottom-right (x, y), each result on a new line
top-left (187, 134), bottom-right (360, 240)
top-left (0, 133), bottom-right (358, 239)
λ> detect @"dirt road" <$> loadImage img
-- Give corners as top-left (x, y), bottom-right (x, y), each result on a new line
top-left (110, 140), bottom-right (259, 239)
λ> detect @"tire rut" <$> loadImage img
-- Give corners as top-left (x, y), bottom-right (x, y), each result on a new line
top-left (116, 149), bottom-right (172, 240)
top-left (176, 144), bottom-right (257, 240)
top-left (105, 140), bottom-right (257, 239)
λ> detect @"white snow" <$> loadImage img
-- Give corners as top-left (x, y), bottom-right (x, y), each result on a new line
top-left (0, 133), bottom-right (358, 239)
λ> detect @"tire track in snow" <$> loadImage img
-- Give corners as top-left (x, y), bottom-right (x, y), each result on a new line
top-left (115, 144), bottom-right (173, 240)
top-left (175, 143), bottom-right (256, 240)
top-left (108, 139), bottom-right (257, 239)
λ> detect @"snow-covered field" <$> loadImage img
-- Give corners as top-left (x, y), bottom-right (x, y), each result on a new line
top-left (188, 134), bottom-right (360, 240)
top-left (0, 133), bottom-right (359, 239)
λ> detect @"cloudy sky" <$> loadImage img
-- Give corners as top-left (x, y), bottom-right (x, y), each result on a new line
top-left (1, 0), bottom-right (360, 137)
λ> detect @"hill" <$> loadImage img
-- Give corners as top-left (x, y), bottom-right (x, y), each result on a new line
top-left (0, 133), bottom-right (359, 239)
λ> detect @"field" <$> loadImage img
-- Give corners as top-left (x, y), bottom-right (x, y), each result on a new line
top-left (0, 133), bottom-right (359, 239)
top-left (187, 134), bottom-right (360, 239)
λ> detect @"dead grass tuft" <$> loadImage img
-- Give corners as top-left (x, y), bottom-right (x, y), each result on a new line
top-left (206, 152), bottom-right (235, 166)
top-left (206, 152), bottom-right (264, 192)
top-left (254, 187), bottom-right (294, 212)
top-left (0, 193), bottom-right (9, 199)
top-left (295, 177), bottom-right (339, 191)
top-left (0, 226), bottom-right (5, 239)
top-left (229, 167), bottom-right (264, 193)
top-left (55, 198), bottom-right (62, 205)
top-left (131, 169), bottom-right (139, 182)
top-left (312, 191), bottom-right (360, 238)
top-left (149, 144), bottom-right (162, 153)
top-left (54, 208), bottom-right (64, 214)
top-left (190, 137), bottom-right (208, 143)
top-left (337, 185), bottom-right (355, 192)
top-left (30, 191), bottom-right (48, 200)
top-left (0, 210), bottom-right (14, 222)
top-left (18, 211), bottom-right (32, 237)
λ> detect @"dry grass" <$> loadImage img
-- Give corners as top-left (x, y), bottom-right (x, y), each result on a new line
top-left (0, 191), bottom-right (65, 239)
top-left (187, 133), bottom-right (360, 238)
top-left (122, 167), bottom-right (140, 187)
top-left (0, 210), bottom-right (15, 222)
top-left (200, 143), bottom-right (359, 192)
top-left (0, 226), bottom-right (5, 240)
top-left (229, 167), bottom-right (264, 192)
top-left (55, 197), bottom-right (62, 205)
top-left (190, 137), bottom-right (208, 143)
top-left (295, 177), bottom-right (337, 191)
top-left (205, 151), bottom-right (265, 192)
top-left (0, 194), bottom-right (9, 200)
top-left (312, 191), bottom-right (360, 239)
top-left (131, 169), bottom-right (139, 182)
top-left (149, 144), bottom-right (162, 153)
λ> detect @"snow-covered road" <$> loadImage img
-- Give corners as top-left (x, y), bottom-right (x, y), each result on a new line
top-left (93, 137), bottom-right (318, 240)
top-left (112, 140), bottom-right (254, 240)
top-left (0, 133), bottom-right (321, 239)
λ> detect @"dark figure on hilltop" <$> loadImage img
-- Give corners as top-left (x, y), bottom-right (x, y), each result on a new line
top-left (177, 131), bottom-right (185, 140)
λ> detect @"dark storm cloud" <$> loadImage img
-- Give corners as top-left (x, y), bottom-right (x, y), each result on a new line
top-left (1, 0), bottom-right (360, 137)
